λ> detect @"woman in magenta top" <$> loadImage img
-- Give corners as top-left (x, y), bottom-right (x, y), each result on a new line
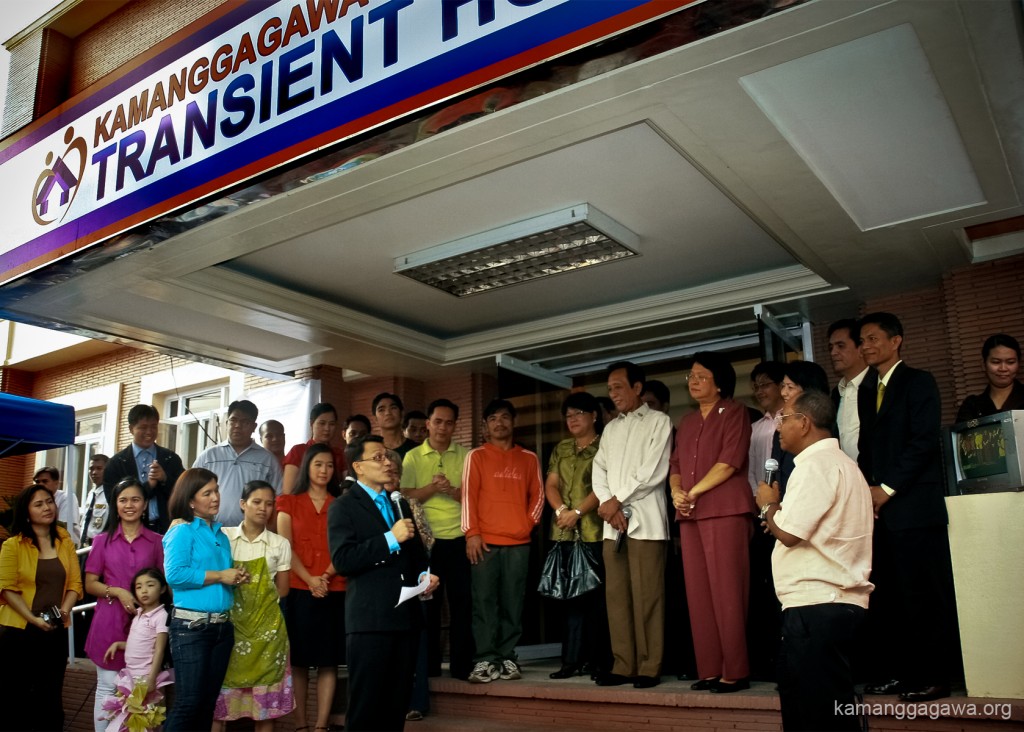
top-left (84, 477), bottom-right (164, 730)
top-left (669, 352), bottom-right (756, 694)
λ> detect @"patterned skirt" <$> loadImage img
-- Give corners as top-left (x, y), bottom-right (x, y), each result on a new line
top-left (214, 661), bottom-right (295, 721)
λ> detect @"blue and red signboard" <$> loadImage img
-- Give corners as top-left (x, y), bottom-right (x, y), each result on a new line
top-left (0, 0), bottom-right (697, 285)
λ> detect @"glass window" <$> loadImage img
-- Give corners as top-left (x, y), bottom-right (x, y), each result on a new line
top-left (162, 385), bottom-right (228, 466)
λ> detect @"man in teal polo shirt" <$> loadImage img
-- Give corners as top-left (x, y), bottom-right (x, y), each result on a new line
top-left (401, 398), bottom-right (473, 680)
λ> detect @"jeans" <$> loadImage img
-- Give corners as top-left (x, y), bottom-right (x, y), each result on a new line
top-left (164, 618), bottom-right (233, 732)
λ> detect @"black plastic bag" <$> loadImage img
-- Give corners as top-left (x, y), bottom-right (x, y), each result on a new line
top-left (538, 534), bottom-right (601, 600)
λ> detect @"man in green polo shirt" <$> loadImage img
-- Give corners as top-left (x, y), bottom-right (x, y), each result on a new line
top-left (401, 398), bottom-right (474, 680)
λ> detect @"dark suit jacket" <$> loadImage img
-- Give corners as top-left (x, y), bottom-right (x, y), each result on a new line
top-left (103, 444), bottom-right (184, 534)
top-left (857, 362), bottom-right (947, 531)
top-left (328, 485), bottom-right (428, 634)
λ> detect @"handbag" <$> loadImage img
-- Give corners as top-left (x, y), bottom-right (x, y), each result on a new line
top-left (537, 530), bottom-right (602, 600)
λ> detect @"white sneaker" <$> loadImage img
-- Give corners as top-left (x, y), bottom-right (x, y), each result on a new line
top-left (499, 659), bottom-right (522, 680)
top-left (467, 661), bottom-right (499, 683)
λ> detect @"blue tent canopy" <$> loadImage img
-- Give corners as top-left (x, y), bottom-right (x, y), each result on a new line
top-left (0, 393), bottom-right (75, 458)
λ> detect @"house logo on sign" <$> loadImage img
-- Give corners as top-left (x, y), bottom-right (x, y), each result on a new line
top-left (32, 126), bottom-right (88, 226)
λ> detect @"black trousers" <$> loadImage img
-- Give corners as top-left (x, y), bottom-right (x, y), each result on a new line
top-left (868, 522), bottom-right (959, 686)
top-left (747, 523), bottom-right (781, 681)
top-left (777, 604), bottom-right (864, 732)
top-left (0, 623), bottom-right (68, 732)
top-left (346, 630), bottom-right (416, 731)
top-left (425, 537), bottom-right (474, 678)
top-left (556, 541), bottom-right (611, 671)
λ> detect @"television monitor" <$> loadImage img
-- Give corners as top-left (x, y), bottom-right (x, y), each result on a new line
top-left (943, 410), bottom-right (1024, 495)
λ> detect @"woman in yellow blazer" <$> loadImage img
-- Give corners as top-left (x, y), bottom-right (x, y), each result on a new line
top-left (0, 484), bottom-right (83, 732)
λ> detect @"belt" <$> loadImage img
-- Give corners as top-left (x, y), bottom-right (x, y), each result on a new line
top-left (172, 608), bottom-right (230, 626)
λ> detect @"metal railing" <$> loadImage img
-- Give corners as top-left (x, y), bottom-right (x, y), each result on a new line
top-left (68, 544), bottom-right (94, 666)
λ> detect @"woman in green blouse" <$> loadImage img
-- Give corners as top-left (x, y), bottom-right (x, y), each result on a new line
top-left (543, 392), bottom-right (612, 680)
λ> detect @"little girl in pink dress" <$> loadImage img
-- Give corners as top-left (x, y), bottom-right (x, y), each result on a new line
top-left (102, 568), bottom-right (174, 732)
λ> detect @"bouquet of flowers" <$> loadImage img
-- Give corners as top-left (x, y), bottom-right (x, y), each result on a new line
top-left (101, 677), bottom-right (167, 732)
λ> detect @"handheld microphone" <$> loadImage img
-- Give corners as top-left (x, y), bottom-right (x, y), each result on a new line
top-left (764, 458), bottom-right (779, 486)
top-left (389, 490), bottom-right (406, 520)
top-left (615, 506), bottom-right (633, 553)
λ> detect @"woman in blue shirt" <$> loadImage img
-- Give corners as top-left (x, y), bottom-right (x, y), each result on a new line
top-left (163, 468), bottom-right (249, 732)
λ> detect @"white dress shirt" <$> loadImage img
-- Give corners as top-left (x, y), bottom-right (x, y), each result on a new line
top-left (54, 489), bottom-right (81, 546)
top-left (772, 438), bottom-right (874, 610)
top-left (81, 484), bottom-right (109, 545)
top-left (748, 408), bottom-right (781, 494)
top-left (835, 367), bottom-right (869, 461)
top-left (591, 403), bottom-right (672, 541)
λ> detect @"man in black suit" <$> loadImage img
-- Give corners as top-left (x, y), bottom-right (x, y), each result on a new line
top-left (103, 404), bottom-right (184, 534)
top-left (329, 435), bottom-right (439, 731)
top-left (856, 312), bottom-right (957, 703)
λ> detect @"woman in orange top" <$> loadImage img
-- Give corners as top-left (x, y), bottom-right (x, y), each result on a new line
top-left (276, 443), bottom-right (346, 732)
top-left (0, 484), bottom-right (83, 731)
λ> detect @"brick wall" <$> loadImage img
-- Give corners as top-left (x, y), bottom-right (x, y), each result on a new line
top-left (344, 372), bottom-right (496, 448)
top-left (31, 347), bottom-right (195, 452)
top-left (943, 252), bottom-right (1024, 411)
top-left (860, 284), bottom-right (958, 425)
top-left (1, 30), bottom-right (44, 136)
top-left (71, 0), bottom-right (226, 94)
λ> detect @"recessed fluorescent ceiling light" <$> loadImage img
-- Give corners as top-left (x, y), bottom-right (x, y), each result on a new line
top-left (394, 204), bottom-right (639, 297)
top-left (739, 24), bottom-right (985, 231)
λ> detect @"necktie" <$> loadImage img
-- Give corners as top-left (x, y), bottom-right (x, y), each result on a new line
top-left (137, 450), bottom-right (152, 482)
top-left (375, 492), bottom-right (393, 526)
top-left (138, 451), bottom-right (160, 521)
top-left (82, 492), bottom-right (95, 545)
top-left (876, 381), bottom-right (886, 413)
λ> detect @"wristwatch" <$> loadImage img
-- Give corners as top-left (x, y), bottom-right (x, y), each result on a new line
top-left (758, 502), bottom-right (778, 521)
top-left (574, 508), bottom-right (582, 517)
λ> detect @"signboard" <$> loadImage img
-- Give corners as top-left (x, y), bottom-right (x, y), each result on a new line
top-left (0, 0), bottom-right (696, 285)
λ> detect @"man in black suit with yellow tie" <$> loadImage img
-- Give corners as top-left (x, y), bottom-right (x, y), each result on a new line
top-left (328, 435), bottom-right (439, 731)
top-left (856, 312), bottom-right (958, 703)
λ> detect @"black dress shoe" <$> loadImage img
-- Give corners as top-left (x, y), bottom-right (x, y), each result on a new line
top-left (690, 678), bottom-right (719, 691)
top-left (864, 679), bottom-right (904, 695)
top-left (709, 678), bottom-right (750, 694)
top-left (899, 684), bottom-right (950, 702)
top-left (549, 665), bottom-right (581, 679)
top-left (595, 673), bottom-right (632, 686)
top-left (633, 676), bottom-right (660, 688)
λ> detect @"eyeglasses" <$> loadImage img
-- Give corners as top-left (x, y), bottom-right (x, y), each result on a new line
top-left (752, 380), bottom-right (777, 391)
top-left (685, 372), bottom-right (712, 384)
top-left (565, 409), bottom-right (590, 419)
top-left (774, 412), bottom-right (805, 426)
top-left (358, 453), bottom-right (391, 464)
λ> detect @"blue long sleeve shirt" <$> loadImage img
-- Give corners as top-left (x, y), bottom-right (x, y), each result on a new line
top-left (162, 517), bottom-right (233, 612)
